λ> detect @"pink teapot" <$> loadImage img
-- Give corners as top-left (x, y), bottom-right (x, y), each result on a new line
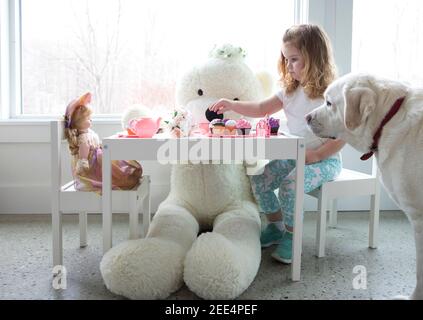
top-left (129, 117), bottom-right (162, 138)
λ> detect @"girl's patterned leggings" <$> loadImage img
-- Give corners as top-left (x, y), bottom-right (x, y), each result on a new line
top-left (250, 157), bottom-right (342, 228)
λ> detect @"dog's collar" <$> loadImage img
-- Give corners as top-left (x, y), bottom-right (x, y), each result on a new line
top-left (360, 96), bottom-right (406, 161)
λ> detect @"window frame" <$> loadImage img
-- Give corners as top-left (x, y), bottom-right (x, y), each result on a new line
top-left (9, 0), bottom-right (21, 119)
top-left (1, 0), bottom-right (310, 122)
top-left (1, 0), bottom-right (124, 121)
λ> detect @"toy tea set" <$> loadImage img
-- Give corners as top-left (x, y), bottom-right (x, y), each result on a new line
top-left (121, 108), bottom-right (280, 139)
top-left (200, 108), bottom-right (280, 138)
top-left (207, 117), bottom-right (279, 137)
top-left (126, 117), bottom-right (162, 138)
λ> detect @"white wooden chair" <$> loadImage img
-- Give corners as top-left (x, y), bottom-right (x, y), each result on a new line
top-left (308, 157), bottom-right (380, 257)
top-left (50, 120), bottom-right (151, 267)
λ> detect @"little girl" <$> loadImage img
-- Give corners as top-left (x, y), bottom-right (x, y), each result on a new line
top-left (209, 24), bottom-right (345, 264)
top-left (64, 93), bottom-right (142, 193)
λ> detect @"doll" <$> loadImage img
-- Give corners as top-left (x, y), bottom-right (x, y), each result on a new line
top-left (63, 93), bottom-right (142, 193)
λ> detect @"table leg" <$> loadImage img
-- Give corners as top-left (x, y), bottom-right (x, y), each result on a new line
top-left (292, 140), bottom-right (305, 281)
top-left (102, 143), bottom-right (112, 253)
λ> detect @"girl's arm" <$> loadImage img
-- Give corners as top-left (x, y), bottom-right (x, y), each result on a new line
top-left (306, 139), bottom-right (346, 164)
top-left (209, 95), bottom-right (283, 118)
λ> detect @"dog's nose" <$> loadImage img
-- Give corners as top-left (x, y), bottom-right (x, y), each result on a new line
top-left (306, 114), bottom-right (312, 124)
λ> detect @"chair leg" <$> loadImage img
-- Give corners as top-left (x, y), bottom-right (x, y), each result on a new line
top-left (328, 199), bottom-right (338, 228)
top-left (79, 212), bottom-right (88, 248)
top-left (129, 192), bottom-right (139, 240)
top-left (369, 186), bottom-right (380, 248)
top-left (52, 209), bottom-right (63, 267)
top-left (316, 190), bottom-right (328, 257)
top-left (142, 177), bottom-right (151, 238)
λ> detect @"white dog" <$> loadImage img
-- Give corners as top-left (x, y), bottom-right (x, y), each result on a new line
top-left (306, 73), bottom-right (423, 300)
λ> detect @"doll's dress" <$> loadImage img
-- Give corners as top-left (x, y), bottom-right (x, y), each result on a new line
top-left (72, 129), bottom-right (142, 193)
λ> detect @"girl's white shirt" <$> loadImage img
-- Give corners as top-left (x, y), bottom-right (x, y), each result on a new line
top-left (276, 87), bottom-right (340, 160)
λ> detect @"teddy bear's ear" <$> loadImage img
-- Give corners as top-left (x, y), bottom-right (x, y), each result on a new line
top-left (255, 71), bottom-right (274, 98)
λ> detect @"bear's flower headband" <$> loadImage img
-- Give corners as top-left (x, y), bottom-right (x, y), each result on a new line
top-left (209, 44), bottom-right (247, 61)
top-left (64, 92), bottom-right (92, 129)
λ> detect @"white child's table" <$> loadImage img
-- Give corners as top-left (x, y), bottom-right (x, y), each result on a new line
top-left (101, 133), bottom-right (305, 281)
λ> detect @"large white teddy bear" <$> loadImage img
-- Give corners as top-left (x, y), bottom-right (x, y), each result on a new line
top-left (100, 44), bottom-right (272, 300)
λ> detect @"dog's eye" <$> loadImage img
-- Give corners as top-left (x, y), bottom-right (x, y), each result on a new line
top-left (326, 101), bottom-right (332, 107)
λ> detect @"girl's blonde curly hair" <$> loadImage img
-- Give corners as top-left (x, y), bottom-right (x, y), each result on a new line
top-left (64, 104), bottom-right (92, 157)
top-left (277, 24), bottom-right (337, 99)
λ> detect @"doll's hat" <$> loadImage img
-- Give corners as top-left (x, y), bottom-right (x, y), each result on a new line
top-left (64, 92), bottom-right (92, 128)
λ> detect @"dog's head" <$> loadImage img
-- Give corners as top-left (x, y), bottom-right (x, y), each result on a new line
top-left (306, 73), bottom-right (407, 153)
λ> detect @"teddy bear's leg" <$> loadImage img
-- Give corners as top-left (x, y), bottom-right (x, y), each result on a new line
top-left (100, 200), bottom-right (199, 299)
top-left (183, 201), bottom-right (261, 299)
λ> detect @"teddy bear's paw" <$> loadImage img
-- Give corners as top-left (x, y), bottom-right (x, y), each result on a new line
top-left (184, 232), bottom-right (258, 300)
top-left (100, 237), bottom-right (186, 299)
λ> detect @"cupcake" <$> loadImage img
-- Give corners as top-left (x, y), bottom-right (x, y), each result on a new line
top-left (224, 119), bottom-right (237, 135)
top-left (236, 118), bottom-right (252, 135)
top-left (268, 117), bottom-right (280, 135)
top-left (209, 119), bottom-right (226, 135)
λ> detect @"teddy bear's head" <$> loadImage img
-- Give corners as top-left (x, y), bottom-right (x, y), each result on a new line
top-left (176, 44), bottom-right (272, 125)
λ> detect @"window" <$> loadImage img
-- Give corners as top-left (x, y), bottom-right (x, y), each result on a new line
top-left (14, 0), bottom-right (296, 117)
top-left (352, 0), bottom-right (423, 86)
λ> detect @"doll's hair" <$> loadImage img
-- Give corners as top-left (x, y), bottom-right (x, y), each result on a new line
top-left (63, 103), bottom-right (92, 157)
top-left (277, 24), bottom-right (337, 99)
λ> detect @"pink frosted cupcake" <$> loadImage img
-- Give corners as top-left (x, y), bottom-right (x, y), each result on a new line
top-left (209, 119), bottom-right (226, 135)
top-left (225, 119), bottom-right (237, 135)
top-left (236, 118), bottom-right (252, 135)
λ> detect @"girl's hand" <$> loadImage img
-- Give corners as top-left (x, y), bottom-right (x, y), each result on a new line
top-left (306, 139), bottom-right (345, 165)
top-left (305, 149), bottom-right (321, 164)
top-left (209, 99), bottom-right (233, 115)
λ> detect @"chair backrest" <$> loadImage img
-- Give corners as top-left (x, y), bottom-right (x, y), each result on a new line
top-left (51, 120), bottom-right (66, 216)
top-left (51, 120), bottom-right (70, 191)
top-left (341, 150), bottom-right (379, 178)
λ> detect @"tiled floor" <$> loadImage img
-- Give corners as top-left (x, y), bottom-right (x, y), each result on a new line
top-left (0, 211), bottom-right (416, 300)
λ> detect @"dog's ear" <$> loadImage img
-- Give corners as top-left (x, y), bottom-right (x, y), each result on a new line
top-left (343, 86), bottom-right (377, 130)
